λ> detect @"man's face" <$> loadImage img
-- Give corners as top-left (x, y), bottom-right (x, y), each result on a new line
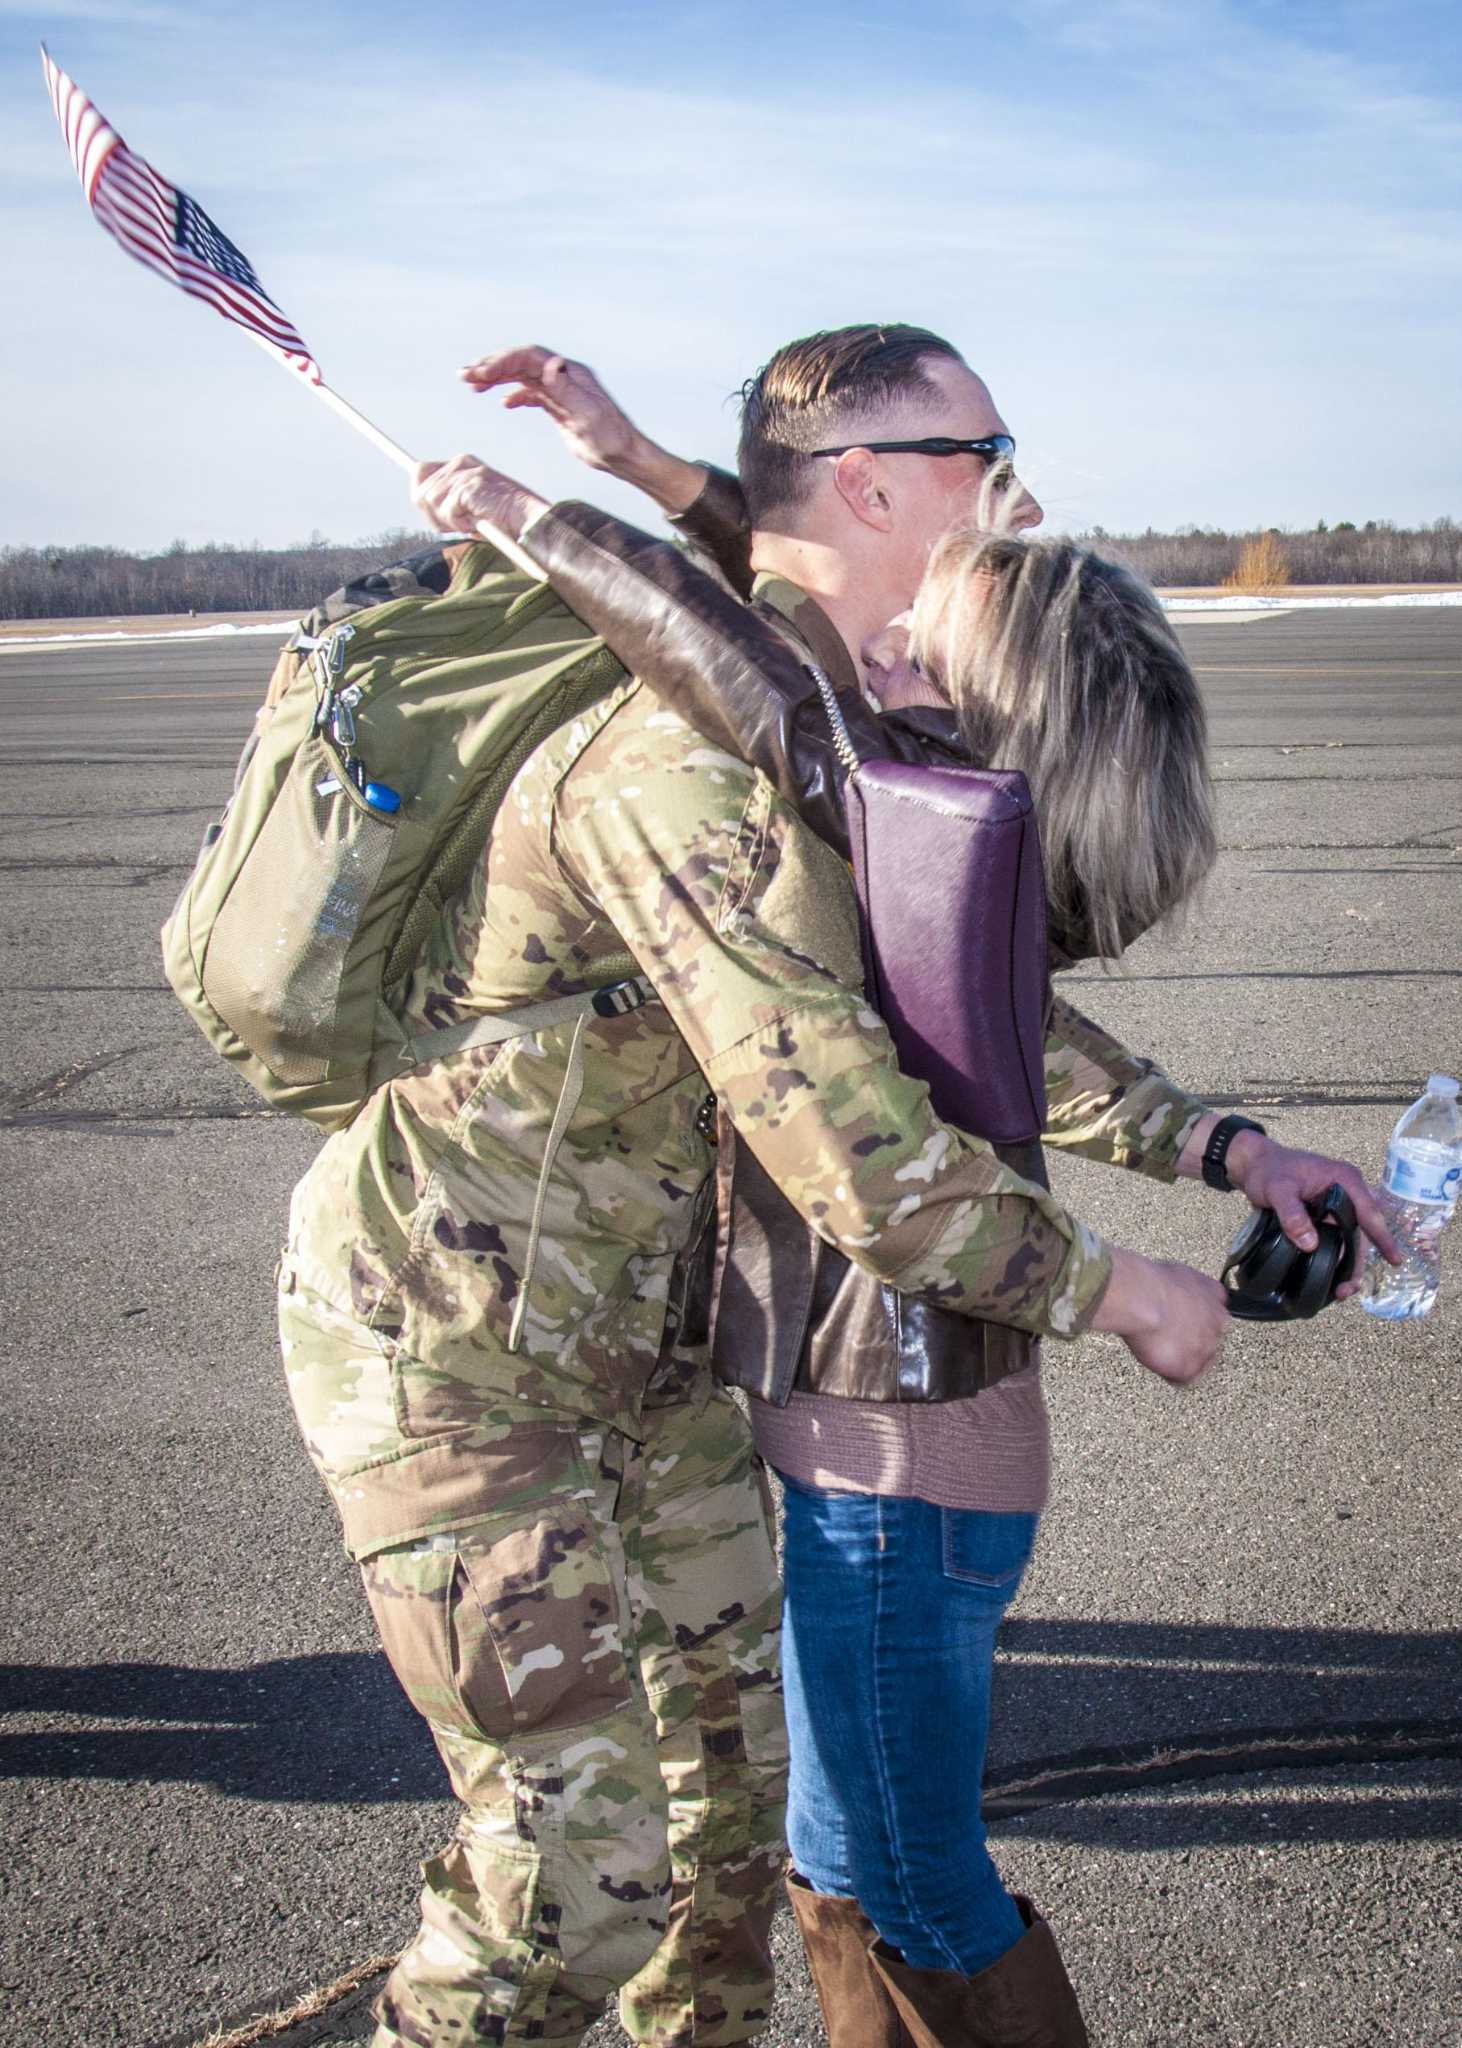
top-left (878, 355), bottom-right (1043, 569)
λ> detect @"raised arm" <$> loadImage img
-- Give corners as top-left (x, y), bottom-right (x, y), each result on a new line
top-left (461, 345), bottom-right (756, 595)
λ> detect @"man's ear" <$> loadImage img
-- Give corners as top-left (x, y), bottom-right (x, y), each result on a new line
top-left (830, 449), bottom-right (894, 532)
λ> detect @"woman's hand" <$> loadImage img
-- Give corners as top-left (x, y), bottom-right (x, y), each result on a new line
top-left (1089, 1248), bottom-right (1232, 1385)
top-left (861, 611), bottom-right (948, 711)
top-left (412, 455), bottom-right (547, 545)
top-left (460, 345), bottom-right (708, 515)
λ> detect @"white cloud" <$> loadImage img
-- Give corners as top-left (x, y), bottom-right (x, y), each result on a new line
top-left (1016, 0), bottom-right (1462, 158)
top-left (4, 5), bottom-right (1458, 544)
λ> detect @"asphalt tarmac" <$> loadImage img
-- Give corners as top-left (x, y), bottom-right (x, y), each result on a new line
top-left (1, 607), bottom-right (1459, 2047)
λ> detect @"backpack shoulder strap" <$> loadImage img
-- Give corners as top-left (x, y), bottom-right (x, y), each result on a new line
top-left (406, 971), bottom-right (652, 1067)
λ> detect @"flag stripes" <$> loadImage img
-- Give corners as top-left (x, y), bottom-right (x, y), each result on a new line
top-left (41, 46), bottom-right (321, 382)
top-left (43, 46), bottom-right (119, 203)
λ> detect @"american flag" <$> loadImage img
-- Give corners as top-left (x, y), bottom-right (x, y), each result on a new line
top-left (42, 48), bottom-right (321, 383)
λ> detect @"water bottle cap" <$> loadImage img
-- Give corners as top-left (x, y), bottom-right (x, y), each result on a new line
top-left (363, 781), bottom-right (402, 814)
top-left (1426, 1073), bottom-right (1459, 1099)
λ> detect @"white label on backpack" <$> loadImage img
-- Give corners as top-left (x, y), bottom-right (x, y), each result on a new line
top-left (315, 776), bottom-right (343, 797)
top-left (1384, 1144), bottom-right (1461, 1206)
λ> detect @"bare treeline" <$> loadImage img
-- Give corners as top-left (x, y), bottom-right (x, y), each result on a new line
top-left (3, 517), bottom-right (1460, 620)
top-left (1086, 518), bottom-right (1462, 590)
top-left (0, 531), bottom-right (436, 621)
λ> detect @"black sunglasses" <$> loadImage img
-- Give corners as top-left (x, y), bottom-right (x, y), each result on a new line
top-left (808, 434), bottom-right (1016, 465)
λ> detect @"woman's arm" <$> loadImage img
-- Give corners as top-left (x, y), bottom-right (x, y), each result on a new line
top-left (413, 457), bottom-right (1107, 993)
top-left (413, 452), bottom-right (958, 859)
top-left (524, 496), bottom-right (858, 847)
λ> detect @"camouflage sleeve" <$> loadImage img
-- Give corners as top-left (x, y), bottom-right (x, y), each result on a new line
top-left (554, 711), bottom-right (1112, 1341)
top-left (1043, 992), bottom-right (1211, 1181)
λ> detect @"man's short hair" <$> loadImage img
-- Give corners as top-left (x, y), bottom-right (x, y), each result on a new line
top-left (736, 323), bottom-right (963, 523)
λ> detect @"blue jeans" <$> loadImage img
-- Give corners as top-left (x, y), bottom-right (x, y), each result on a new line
top-left (778, 1473), bottom-right (1038, 1974)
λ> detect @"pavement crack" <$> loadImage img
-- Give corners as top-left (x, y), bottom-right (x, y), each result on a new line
top-left (0, 1049), bottom-right (142, 1114)
top-left (1204, 1085), bottom-right (1422, 1109)
top-left (982, 1716), bottom-right (1462, 1820)
top-left (1204, 749), bottom-right (1449, 757)
top-left (0, 754), bottom-right (234, 769)
top-left (1223, 838), bottom-right (1462, 852)
top-left (0, 854), bottom-right (190, 879)
top-left (0, 1103), bottom-right (287, 1132)
top-left (148, 1955), bottom-right (398, 2048)
top-left (1061, 968), bottom-right (1456, 985)
top-left (1215, 772), bottom-right (1462, 786)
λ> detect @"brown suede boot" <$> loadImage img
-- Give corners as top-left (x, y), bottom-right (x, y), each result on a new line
top-left (869, 1898), bottom-right (1088, 2048)
top-left (785, 1870), bottom-right (914, 2048)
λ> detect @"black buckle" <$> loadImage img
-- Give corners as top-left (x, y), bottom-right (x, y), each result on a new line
top-left (591, 978), bottom-right (648, 1020)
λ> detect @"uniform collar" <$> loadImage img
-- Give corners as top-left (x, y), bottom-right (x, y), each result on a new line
top-left (751, 572), bottom-right (862, 696)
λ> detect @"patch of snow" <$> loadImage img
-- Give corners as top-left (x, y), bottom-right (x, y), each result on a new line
top-left (1163, 591), bottom-right (1462, 611)
top-left (6, 587), bottom-right (1459, 651)
top-left (0, 620), bottom-right (295, 649)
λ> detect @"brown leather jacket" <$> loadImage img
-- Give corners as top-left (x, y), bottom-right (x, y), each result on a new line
top-left (521, 482), bottom-right (1079, 1407)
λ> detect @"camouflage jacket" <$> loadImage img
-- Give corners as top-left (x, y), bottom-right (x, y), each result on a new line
top-left (287, 597), bottom-right (1125, 1441)
top-left (518, 499), bottom-right (1212, 1403)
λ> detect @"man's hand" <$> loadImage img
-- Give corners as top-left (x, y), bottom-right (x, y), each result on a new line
top-left (412, 454), bottom-right (547, 545)
top-left (1223, 1130), bottom-right (1402, 1293)
top-left (1176, 1116), bottom-right (1401, 1295)
top-left (1089, 1248), bottom-right (1232, 1385)
top-left (460, 346), bottom-right (708, 514)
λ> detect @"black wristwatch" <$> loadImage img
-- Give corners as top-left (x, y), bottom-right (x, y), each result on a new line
top-left (1202, 1114), bottom-right (1268, 1192)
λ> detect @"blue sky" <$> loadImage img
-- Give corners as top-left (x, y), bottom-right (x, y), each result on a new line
top-left (4, 0), bottom-right (1459, 549)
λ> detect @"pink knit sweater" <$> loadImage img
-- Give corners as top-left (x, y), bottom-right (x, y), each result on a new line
top-left (749, 1357), bottom-right (1050, 1513)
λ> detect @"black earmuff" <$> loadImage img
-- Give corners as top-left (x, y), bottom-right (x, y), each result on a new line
top-left (1221, 1183), bottom-right (1358, 1322)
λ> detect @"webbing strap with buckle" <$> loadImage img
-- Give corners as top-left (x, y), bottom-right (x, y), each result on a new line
top-left (407, 976), bottom-right (653, 1067)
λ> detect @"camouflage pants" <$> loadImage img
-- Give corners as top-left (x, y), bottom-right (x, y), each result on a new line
top-left (278, 1278), bottom-right (787, 2048)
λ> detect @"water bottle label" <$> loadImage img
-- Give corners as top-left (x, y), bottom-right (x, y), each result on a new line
top-left (1384, 1151), bottom-right (1461, 1206)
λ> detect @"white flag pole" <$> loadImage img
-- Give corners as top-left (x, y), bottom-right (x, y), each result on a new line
top-left (248, 337), bottom-right (543, 581)
top-left (311, 380), bottom-right (418, 474)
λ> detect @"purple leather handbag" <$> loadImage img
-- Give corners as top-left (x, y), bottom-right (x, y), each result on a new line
top-left (812, 668), bottom-right (1049, 1145)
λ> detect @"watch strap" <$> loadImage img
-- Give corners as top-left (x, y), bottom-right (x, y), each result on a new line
top-left (1203, 1113), bottom-right (1267, 1191)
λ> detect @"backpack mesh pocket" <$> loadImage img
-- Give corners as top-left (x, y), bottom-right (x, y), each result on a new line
top-left (202, 736), bottom-right (397, 1084)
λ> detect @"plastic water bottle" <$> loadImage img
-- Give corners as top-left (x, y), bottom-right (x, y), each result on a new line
top-left (1360, 1075), bottom-right (1462, 1320)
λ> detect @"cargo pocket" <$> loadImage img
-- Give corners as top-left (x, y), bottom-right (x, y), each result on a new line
top-left (202, 734), bottom-right (396, 1085)
top-left (363, 1505), bottom-right (636, 1748)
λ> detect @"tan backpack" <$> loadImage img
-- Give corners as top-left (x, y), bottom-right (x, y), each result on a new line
top-left (162, 540), bottom-right (642, 1132)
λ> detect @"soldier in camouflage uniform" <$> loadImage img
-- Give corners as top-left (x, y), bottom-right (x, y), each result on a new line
top-left (277, 482), bottom-right (1137, 2042)
top-left (273, 304), bottom-right (1401, 2045)
top-left (452, 328), bottom-right (1414, 2047)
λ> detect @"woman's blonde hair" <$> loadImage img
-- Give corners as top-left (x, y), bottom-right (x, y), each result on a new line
top-left (910, 529), bottom-right (1217, 961)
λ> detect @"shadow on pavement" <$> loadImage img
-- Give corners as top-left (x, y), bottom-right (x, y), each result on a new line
top-left (993, 1615), bottom-right (1460, 1731)
top-left (0, 1650), bottom-right (443, 1802)
top-left (2, 1619), bottom-right (1458, 1840)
